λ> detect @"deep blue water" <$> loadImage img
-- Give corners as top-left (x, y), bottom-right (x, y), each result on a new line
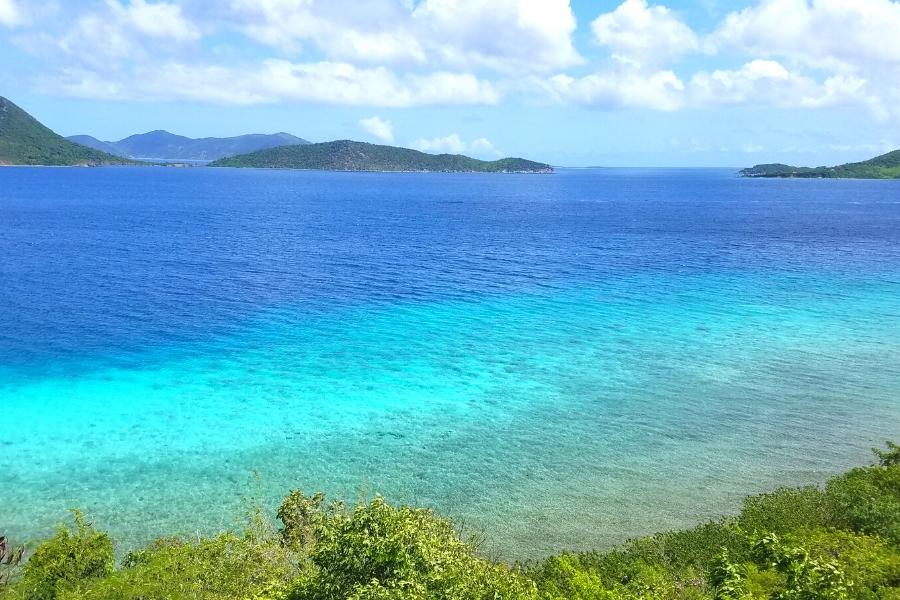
top-left (1, 166), bottom-right (899, 558)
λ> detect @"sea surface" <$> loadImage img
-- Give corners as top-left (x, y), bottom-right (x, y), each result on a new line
top-left (1, 166), bottom-right (899, 559)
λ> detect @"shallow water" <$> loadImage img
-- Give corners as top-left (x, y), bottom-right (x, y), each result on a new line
top-left (1, 167), bottom-right (899, 558)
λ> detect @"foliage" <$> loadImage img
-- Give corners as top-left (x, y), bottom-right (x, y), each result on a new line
top-left (874, 443), bottom-right (900, 468)
top-left (738, 487), bottom-right (833, 537)
top-left (781, 528), bottom-right (900, 599)
top-left (2, 444), bottom-right (898, 600)
top-left (0, 97), bottom-right (132, 166)
top-left (826, 464), bottom-right (900, 546)
top-left (750, 532), bottom-right (851, 600)
top-left (283, 493), bottom-right (537, 600)
top-left (16, 511), bottom-right (114, 600)
top-left (710, 550), bottom-right (749, 600)
top-left (210, 139), bottom-right (553, 173)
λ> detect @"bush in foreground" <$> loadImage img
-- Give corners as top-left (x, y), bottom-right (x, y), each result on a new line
top-left (2, 443), bottom-right (898, 600)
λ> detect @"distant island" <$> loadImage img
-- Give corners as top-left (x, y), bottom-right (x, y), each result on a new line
top-left (0, 97), bottom-right (131, 166)
top-left (741, 150), bottom-right (900, 179)
top-left (67, 130), bottom-right (309, 162)
top-left (0, 97), bottom-right (551, 172)
top-left (210, 139), bottom-right (553, 173)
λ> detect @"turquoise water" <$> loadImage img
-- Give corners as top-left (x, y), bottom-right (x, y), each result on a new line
top-left (1, 167), bottom-right (899, 558)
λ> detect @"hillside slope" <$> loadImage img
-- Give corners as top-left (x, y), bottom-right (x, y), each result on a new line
top-left (0, 97), bottom-right (131, 166)
top-left (741, 150), bottom-right (900, 179)
top-left (67, 130), bottom-right (310, 161)
top-left (210, 140), bottom-right (553, 173)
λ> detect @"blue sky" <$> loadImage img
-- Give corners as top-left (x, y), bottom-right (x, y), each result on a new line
top-left (1, 0), bottom-right (899, 166)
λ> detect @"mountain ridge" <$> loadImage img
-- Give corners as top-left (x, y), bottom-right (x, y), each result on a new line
top-left (209, 139), bottom-right (553, 173)
top-left (68, 130), bottom-right (310, 161)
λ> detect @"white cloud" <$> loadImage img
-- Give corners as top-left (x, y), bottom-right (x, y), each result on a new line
top-left (411, 133), bottom-right (467, 154)
top-left (592, 0), bottom-right (698, 67)
top-left (109, 0), bottom-right (200, 42)
top-left (540, 69), bottom-right (686, 111)
top-left (0, 0), bottom-right (19, 27)
top-left (225, 0), bottom-right (580, 73)
top-left (359, 115), bottom-right (394, 143)
top-left (711, 0), bottom-right (900, 73)
top-left (9, 0), bottom-right (900, 120)
top-left (689, 59), bottom-right (885, 116)
top-left (410, 133), bottom-right (501, 156)
top-left (229, 0), bottom-right (428, 65)
top-left (48, 60), bottom-right (501, 107)
top-left (413, 0), bottom-right (582, 73)
top-left (470, 137), bottom-right (500, 156)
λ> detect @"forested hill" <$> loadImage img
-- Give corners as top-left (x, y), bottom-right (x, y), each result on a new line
top-left (741, 150), bottom-right (900, 178)
top-left (210, 139), bottom-right (553, 173)
top-left (67, 130), bottom-right (310, 161)
top-left (0, 97), bottom-right (131, 166)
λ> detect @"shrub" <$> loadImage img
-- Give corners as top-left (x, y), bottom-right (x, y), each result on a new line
top-left (61, 532), bottom-right (299, 600)
top-left (751, 532), bottom-right (850, 600)
top-left (17, 511), bottom-right (113, 600)
top-left (781, 529), bottom-right (900, 599)
top-left (284, 495), bottom-right (536, 600)
top-left (874, 443), bottom-right (900, 468)
top-left (826, 466), bottom-right (900, 546)
top-left (738, 487), bottom-right (833, 537)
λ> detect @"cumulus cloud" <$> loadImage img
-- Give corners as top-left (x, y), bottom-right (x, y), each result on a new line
top-left (710, 0), bottom-right (900, 73)
top-left (228, 0), bottom-right (428, 65)
top-left (47, 60), bottom-right (501, 107)
top-left (359, 115), bottom-right (394, 143)
top-left (225, 0), bottom-right (580, 73)
top-left (591, 0), bottom-right (698, 67)
top-left (411, 133), bottom-right (467, 154)
top-left (689, 60), bottom-right (880, 113)
top-left (109, 0), bottom-right (200, 42)
top-left (8, 0), bottom-right (900, 120)
top-left (0, 0), bottom-right (19, 27)
top-left (539, 70), bottom-right (686, 111)
top-left (413, 0), bottom-right (582, 73)
top-left (410, 133), bottom-right (501, 157)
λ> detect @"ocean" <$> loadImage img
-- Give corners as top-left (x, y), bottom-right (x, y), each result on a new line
top-left (1, 166), bottom-right (898, 558)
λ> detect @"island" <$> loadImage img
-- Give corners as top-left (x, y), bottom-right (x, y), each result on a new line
top-left (67, 130), bottom-right (309, 162)
top-left (1, 96), bottom-right (552, 172)
top-left (209, 139), bottom-right (553, 173)
top-left (741, 149), bottom-right (900, 179)
top-left (0, 97), bottom-right (132, 166)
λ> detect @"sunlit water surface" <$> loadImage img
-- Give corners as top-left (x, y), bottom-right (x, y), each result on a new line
top-left (1, 167), bottom-right (898, 558)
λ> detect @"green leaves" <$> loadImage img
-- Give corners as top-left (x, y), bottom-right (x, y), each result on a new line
top-left (18, 511), bottom-right (114, 600)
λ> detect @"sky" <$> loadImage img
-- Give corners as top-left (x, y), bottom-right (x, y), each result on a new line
top-left (1, 0), bottom-right (899, 167)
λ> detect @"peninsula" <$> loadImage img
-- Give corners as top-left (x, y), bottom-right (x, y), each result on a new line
top-left (741, 149), bottom-right (900, 179)
top-left (209, 139), bottom-right (553, 173)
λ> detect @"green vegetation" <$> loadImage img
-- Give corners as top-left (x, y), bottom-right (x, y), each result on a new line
top-left (209, 140), bottom-right (553, 173)
top-left (0, 97), bottom-right (132, 167)
top-left (2, 443), bottom-right (898, 600)
top-left (741, 151), bottom-right (900, 179)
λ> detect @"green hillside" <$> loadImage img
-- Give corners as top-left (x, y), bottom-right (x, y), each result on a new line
top-left (0, 97), bottom-right (131, 166)
top-left (741, 150), bottom-right (900, 179)
top-left (210, 139), bottom-right (553, 173)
